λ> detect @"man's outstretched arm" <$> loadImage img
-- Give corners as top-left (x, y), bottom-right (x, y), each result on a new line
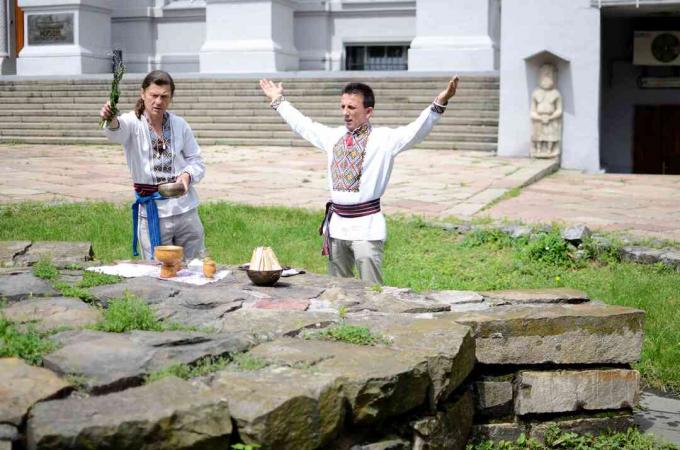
top-left (391, 75), bottom-right (460, 154)
top-left (259, 78), bottom-right (335, 152)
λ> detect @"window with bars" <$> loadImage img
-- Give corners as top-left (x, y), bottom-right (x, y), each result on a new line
top-left (345, 45), bottom-right (409, 71)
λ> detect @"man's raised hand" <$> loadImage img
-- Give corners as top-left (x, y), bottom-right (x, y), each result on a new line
top-left (259, 79), bottom-right (284, 102)
top-left (435, 75), bottom-right (460, 105)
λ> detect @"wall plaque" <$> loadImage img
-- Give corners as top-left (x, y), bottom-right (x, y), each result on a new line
top-left (27, 14), bottom-right (74, 45)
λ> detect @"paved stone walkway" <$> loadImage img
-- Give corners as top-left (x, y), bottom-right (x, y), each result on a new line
top-left (486, 171), bottom-right (680, 242)
top-left (0, 144), bottom-right (556, 218)
top-left (635, 390), bottom-right (680, 445)
top-left (2, 144), bottom-right (680, 242)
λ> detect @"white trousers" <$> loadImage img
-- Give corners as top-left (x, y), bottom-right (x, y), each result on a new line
top-left (138, 208), bottom-right (205, 260)
top-left (328, 238), bottom-right (384, 285)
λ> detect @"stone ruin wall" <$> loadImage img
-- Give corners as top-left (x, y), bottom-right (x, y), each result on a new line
top-left (0, 241), bottom-right (645, 450)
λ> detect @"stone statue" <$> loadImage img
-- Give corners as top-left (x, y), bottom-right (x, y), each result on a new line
top-left (530, 64), bottom-right (562, 159)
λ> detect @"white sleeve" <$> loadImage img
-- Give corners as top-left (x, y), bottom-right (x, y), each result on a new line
top-left (390, 106), bottom-right (442, 156)
top-left (275, 101), bottom-right (334, 152)
top-left (180, 123), bottom-right (205, 184)
top-left (103, 113), bottom-right (134, 145)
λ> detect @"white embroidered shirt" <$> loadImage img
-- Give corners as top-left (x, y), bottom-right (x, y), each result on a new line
top-left (275, 100), bottom-right (444, 241)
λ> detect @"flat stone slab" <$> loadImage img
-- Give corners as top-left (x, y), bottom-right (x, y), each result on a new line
top-left (13, 241), bottom-right (93, 268)
top-left (0, 241), bottom-right (31, 267)
top-left (27, 376), bottom-right (232, 450)
top-left (216, 309), bottom-right (337, 342)
top-left (89, 276), bottom-right (183, 307)
top-left (43, 330), bottom-right (256, 393)
top-left (480, 288), bottom-right (589, 304)
top-left (450, 303), bottom-right (644, 365)
top-left (211, 366), bottom-right (344, 450)
top-left (0, 270), bottom-right (58, 303)
top-left (345, 313), bottom-right (475, 407)
top-left (515, 369), bottom-right (640, 415)
top-left (1, 296), bottom-right (101, 332)
top-left (249, 338), bottom-right (430, 425)
top-left (0, 358), bottom-right (71, 426)
top-left (424, 290), bottom-right (484, 306)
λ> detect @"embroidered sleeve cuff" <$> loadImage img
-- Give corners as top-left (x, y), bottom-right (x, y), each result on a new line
top-left (106, 121), bottom-right (120, 131)
top-left (270, 96), bottom-right (286, 110)
top-left (431, 98), bottom-right (448, 114)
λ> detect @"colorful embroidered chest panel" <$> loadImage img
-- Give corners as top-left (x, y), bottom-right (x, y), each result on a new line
top-left (331, 123), bottom-right (371, 192)
top-left (148, 112), bottom-right (174, 183)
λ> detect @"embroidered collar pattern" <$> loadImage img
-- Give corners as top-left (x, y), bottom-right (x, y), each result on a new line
top-left (331, 122), bottom-right (372, 192)
top-left (148, 112), bottom-right (174, 184)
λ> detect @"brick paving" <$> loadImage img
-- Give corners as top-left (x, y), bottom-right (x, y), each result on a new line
top-left (2, 143), bottom-right (680, 242)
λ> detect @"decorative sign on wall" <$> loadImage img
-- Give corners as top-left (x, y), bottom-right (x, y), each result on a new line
top-left (27, 14), bottom-right (74, 45)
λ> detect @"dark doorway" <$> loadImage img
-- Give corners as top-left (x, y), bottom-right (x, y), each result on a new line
top-left (633, 105), bottom-right (680, 174)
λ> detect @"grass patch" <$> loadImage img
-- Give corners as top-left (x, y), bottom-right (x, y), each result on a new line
top-left (230, 353), bottom-right (269, 371)
top-left (144, 356), bottom-right (229, 383)
top-left (32, 258), bottom-right (59, 281)
top-left (54, 282), bottom-right (96, 303)
top-left (77, 271), bottom-right (122, 288)
top-left (93, 292), bottom-right (163, 333)
top-left (467, 425), bottom-right (677, 449)
top-left (304, 323), bottom-right (387, 346)
top-left (0, 313), bottom-right (57, 365)
top-left (1, 202), bottom-right (679, 393)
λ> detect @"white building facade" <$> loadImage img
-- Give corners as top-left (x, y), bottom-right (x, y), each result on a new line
top-left (1, 0), bottom-right (680, 174)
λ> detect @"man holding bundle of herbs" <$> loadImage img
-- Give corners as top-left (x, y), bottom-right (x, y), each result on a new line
top-left (100, 70), bottom-right (206, 260)
top-left (259, 75), bottom-right (459, 285)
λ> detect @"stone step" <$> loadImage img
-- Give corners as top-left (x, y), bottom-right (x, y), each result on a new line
top-left (0, 128), bottom-right (497, 142)
top-left (0, 96), bottom-right (499, 111)
top-left (0, 88), bottom-right (499, 98)
top-left (0, 75), bottom-right (499, 151)
top-left (0, 121), bottom-right (498, 134)
top-left (0, 114), bottom-right (499, 126)
top-left (0, 127), bottom-right (497, 142)
top-left (0, 135), bottom-right (497, 151)
top-left (0, 79), bottom-right (499, 90)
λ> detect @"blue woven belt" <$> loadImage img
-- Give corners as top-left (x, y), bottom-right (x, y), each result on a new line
top-left (131, 191), bottom-right (165, 257)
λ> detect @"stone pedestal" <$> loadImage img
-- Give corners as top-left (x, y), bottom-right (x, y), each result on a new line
top-left (409, 0), bottom-right (500, 72)
top-left (199, 0), bottom-right (299, 73)
top-left (16, 0), bottom-right (112, 75)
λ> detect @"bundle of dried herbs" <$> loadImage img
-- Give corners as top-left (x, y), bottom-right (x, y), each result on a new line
top-left (99, 54), bottom-right (126, 128)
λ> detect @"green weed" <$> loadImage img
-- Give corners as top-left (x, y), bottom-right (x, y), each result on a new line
top-left (0, 313), bottom-right (57, 365)
top-left (93, 292), bottom-right (163, 333)
top-left (467, 425), bottom-right (678, 449)
top-left (77, 271), bottom-right (122, 288)
top-left (230, 353), bottom-right (269, 371)
top-left (144, 356), bottom-right (229, 383)
top-left (54, 282), bottom-right (96, 303)
top-left (32, 258), bottom-right (59, 281)
top-left (304, 323), bottom-right (386, 346)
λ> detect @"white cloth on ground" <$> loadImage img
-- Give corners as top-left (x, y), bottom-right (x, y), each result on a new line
top-left (87, 263), bottom-right (230, 286)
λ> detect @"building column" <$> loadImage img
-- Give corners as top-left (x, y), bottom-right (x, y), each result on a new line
top-left (409, 0), bottom-right (499, 71)
top-left (16, 0), bottom-right (112, 75)
top-left (0, 0), bottom-right (9, 74)
top-left (497, 0), bottom-right (601, 172)
top-left (199, 0), bottom-right (299, 73)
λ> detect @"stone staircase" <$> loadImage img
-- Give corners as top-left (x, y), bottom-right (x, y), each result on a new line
top-left (0, 76), bottom-right (499, 151)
